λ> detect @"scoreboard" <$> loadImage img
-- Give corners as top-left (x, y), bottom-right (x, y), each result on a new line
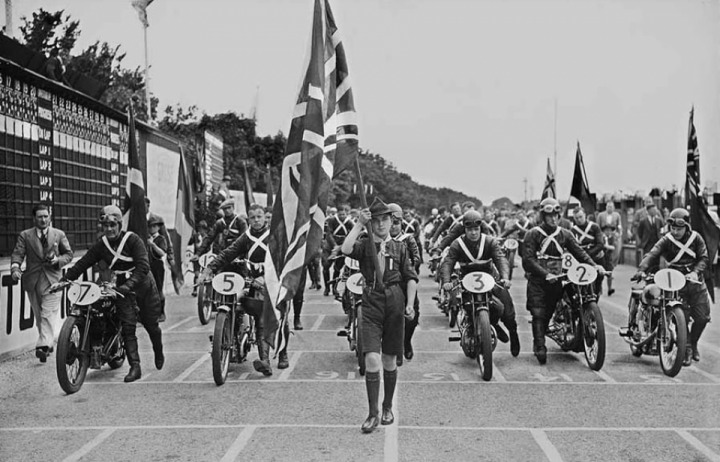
top-left (0, 57), bottom-right (129, 257)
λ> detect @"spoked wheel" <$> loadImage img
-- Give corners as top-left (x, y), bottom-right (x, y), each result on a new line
top-left (356, 306), bottom-right (365, 376)
top-left (197, 283), bottom-right (213, 325)
top-left (581, 302), bottom-right (606, 371)
top-left (56, 316), bottom-right (89, 394)
top-left (628, 298), bottom-right (643, 357)
top-left (659, 307), bottom-right (687, 377)
top-left (212, 312), bottom-right (232, 386)
top-left (107, 331), bottom-right (126, 370)
top-left (475, 309), bottom-right (493, 381)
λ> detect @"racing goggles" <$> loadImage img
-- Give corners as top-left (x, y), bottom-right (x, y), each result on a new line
top-left (667, 217), bottom-right (689, 228)
top-left (541, 204), bottom-right (561, 214)
top-left (464, 220), bottom-right (483, 229)
top-left (391, 218), bottom-right (403, 225)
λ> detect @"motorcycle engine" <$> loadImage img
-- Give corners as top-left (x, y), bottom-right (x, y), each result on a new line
top-left (459, 319), bottom-right (477, 358)
top-left (641, 284), bottom-right (662, 306)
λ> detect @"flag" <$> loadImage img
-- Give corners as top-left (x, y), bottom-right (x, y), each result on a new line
top-left (541, 158), bottom-right (556, 200)
top-left (685, 107), bottom-right (719, 302)
top-left (266, 163), bottom-right (274, 209)
top-left (242, 160), bottom-right (255, 215)
top-left (131, 0), bottom-right (154, 27)
top-left (569, 141), bottom-right (596, 215)
top-left (263, 0), bottom-right (359, 352)
top-left (123, 104), bottom-right (148, 240)
top-left (168, 145), bottom-right (195, 294)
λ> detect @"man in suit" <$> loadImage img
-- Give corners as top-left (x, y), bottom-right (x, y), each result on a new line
top-left (637, 203), bottom-right (663, 262)
top-left (11, 204), bottom-right (74, 362)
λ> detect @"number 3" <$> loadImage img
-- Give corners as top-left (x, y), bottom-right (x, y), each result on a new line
top-left (474, 274), bottom-right (485, 291)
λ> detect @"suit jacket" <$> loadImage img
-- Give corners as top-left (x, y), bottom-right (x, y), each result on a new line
top-left (11, 227), bottom-right (74, 290)
top-left (637, 216), bottom-right (662, 253)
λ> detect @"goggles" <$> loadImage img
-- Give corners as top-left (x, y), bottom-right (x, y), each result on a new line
top-left (464, 220), bottom-right (483, 229)
top-left (667, 217), bottom-right (689, 228)
top-left (101, 222), bottom-right (119, 228)
top-left (541, 204), bottom-right (561, 214)
top-left (391, 218), bottom-right (402, 225)
top-left (99, 214), bottom-right (121, 224)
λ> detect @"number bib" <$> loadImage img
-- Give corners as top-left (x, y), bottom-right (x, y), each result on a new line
top-left (344, 257), bottom-right (360, 271)
top-left (212, 272), bottom-right (245, 295)
top-left (68, 282), bottom-right (102, 306)
top-left (346, 273), bottom-right (365, 295)
top-left (503, 238), bottom-right (518, 250)
top-left (654, 268), bottom-right (686, 291)
top-left (567, 263), bottom-right (597, 285)
top-left (199, 253), bottom-right (216, 269)
top-left (561, 252), bottom-right (578, 271)
top-left (461, 271), bottom-right (495, 294)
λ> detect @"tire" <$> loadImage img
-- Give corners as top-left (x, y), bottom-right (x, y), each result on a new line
top-left (581, 302), bottom-right (606, 371)
top-left (197, 283), bottom-right (213, 325)
top-left (659, 306), bottom-right (687, 377)
top-left (56, 316), bottom-right (90, 394)
top-left (475, 309), bottom-right (493, 381)
top-left (628, 298), bottom-right (643, 357)
top-left (212, 311), bottom-right (232, 386)
top-left (107, 330), bottom-right (126, 370)
top-left (449, 304), bottom-right (458, 328)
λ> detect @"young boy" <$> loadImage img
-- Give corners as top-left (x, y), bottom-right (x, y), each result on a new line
top-left (341, 198), bottom-right (418, 434)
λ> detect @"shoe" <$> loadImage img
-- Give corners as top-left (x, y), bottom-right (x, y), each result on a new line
top-left (494, 325), bottom-right (509, 343)
top-left (509, 330), bottom-right (520, 357)
top-left (155, 351), bottom-right (165, 370)
top-left (124, 363), bottom-right (142, 382)
top-left (683, 348), bottom-right (692, 367)
top-left (253, 359), bottom-right (273, 376)
top-left (535, 346), bottom-right (547, 365)
top-left (191, 291), bottom-right (197, 297)
top-left (361, 415), bottom-right (380, 433)
top-left (396, 356), bottom-right (403, 367)
top-left (90, 347), bottom-right (102, 369)
top-left (692, 348), bottom-right (700, 362)
top-left (324, 289), bottom-right (330, 296)
top-left (294, 318), bottom-right (303, 330)
top-left (404, 345), bottom-right (414, 361)
top-left (35, 347), bottom-right (48, 363)
top-left (608, 288), bottom-right (615, 296)
top-left (381, 408), bottom-right (394, 425)
top-left (278, 351), bottom-right (289, 369)
top-left (158, 313), bottom-right (166, 323)
top-left (48, 346), bottom-right (54, 354)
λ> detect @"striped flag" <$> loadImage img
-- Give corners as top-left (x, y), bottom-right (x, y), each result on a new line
top-left (242, 160), bottom-right (256, 215)
top-left (569, 141), bottom-right (596, 215)
top-left (263, 0), bottom-right (359, 351)
top-left (685, 107), bottom-right (719, 302)
top-left (169, 145), bottom-right (195, 294)
top-left (541, 158), bottom-right (556, 200)
top-left (123, 104), bottom-right (148, 240)
top-left (131, 0), bottom-right (154, 27)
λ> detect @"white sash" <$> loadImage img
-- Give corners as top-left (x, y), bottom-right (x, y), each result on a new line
top-left (102, 232), bottom-right (134, 270)
top-left (333, 218), bottom-right (350, 236)
top-left (535, 226), bottom-right (563, 256)
top-left (572, 223), bottom-right (594, 244)
top-left (667, 231), bottom-right (697, 264)
top-left (247, 229), bottom-right (270, 261)
top-left (456, 235), bottom-right (487, 264)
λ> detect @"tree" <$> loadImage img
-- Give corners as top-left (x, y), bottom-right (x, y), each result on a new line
top-left (19, 9), bottom-right (79, 57)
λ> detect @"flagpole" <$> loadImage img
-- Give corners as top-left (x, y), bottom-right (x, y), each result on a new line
top-left (143, 22), bottom-right (151, 121)
top-left (352, 157), bottom-right (384, 287)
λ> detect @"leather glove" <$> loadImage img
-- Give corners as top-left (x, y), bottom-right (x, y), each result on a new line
top-left (442, 282), bottom-right (454, 292)
top-left (10, 268), bottom-right (22, 282)
top-left (631, 271), bottom-right (646, 282)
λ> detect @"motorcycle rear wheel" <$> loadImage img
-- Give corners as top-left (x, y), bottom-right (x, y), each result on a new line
top-left (56, 316), bottom-right (90, 394)
top-left (475, 309), bottom-right (493, 381)
top-left (659, 307), bottom-right (687, 377)
top-left (581, 302), bottom-right (606, 371)
top-left (107, 331), bottom-right (126, 370)
top-left (197, 283), bottom-right (213, 325)
top-left (212, 311), bottom-right (232, 386)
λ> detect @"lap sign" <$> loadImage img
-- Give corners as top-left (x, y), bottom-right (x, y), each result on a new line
top-left (461, 271), bottom-right (495, 294)
top-left (566, 263), bottom-right (597, 285)
top-left (212, 272), bottom-right (245, 295)
top-left (654, 268), bottom-right (686, 291)
top-left (346, 273), bottom-right (365, 295)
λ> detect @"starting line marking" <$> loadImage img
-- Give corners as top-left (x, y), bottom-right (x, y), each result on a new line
top-left (165, 316), bottom-right (195, 332)
top-left (676, 430), bottom-right (720, 462)
top-left (530, 429), bottom-right (564, 462)
top-left (173, 354), bottom-right (210, 383)
top-left (220, 426), bottom-right (257, 462)
top-left (278, 352), bottom-right (302, 381)
top-left (310, 315), bottom-right (326, 331)
top-left (61, 428), bottom-right (115, 462)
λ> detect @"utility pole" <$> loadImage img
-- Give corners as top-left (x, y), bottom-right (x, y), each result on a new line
top-left (523, 177), bottom-right (528, 203)
top-left (4, 0), bottom-right (13, 38)
top-left (553, 97), bottom-right (558, 193)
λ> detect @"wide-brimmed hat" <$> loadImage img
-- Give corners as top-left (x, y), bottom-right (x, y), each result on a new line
top-left (369, 197), bottom-right (392, 217)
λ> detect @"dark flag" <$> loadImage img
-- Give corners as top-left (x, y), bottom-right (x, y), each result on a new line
top-left (242, 160), bottom-right (255, 215)
top-left (685, 107), bottom-right (719, 302)
top-left (123, 104), bottom-right (148, 240)
top-left (569, 141), bottom-right (597, 215)
top-left (266, 163), bottom-right (274, 209)
top-left (541, 158), bottom-right (556, 200)
top-left (168, 145), bottom-right (196, 294)
top-left (263, 0), bottom-right (359, 352)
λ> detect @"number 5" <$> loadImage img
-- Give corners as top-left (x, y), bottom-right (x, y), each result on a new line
top-left (223, 274), bottom-right (235, 292)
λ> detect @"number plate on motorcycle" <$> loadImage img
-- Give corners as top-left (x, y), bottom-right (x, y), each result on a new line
top-left (654, 268), bottom-right (686, 291)
top-left (199, 253), bottom-right (216, 269)
top-left (461, 271), bottom-right (495, 293)
top-left (344, 257), bottom-right (360, 271)
top-left (346, 273), bottom-right (365, 295)
top-left (561, 252), bottom-right (578, 271)
top-left (503, 238), bottom-right (518, 250)
top-left (567, 263), bottom-right (597, 285)
top-left (212, 272), bottom-right (245, 295)
top-left (67, 282), bottom-right (102, 306)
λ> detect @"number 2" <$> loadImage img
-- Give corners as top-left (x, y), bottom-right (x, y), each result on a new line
top-left (575, 266), bottom-right (588, 283)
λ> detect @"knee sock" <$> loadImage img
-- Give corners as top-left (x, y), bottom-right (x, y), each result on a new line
top-left (382, 368), bottom-right (398, 410)
top-left (365, 371), bottom-right (380, 417)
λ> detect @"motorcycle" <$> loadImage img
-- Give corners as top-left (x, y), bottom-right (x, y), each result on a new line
top-left (449, 270), bottom-right (500, 381)
top-left (619, 268), bottom-right (689, 377)
top-left (51, 279), bottom-right (127, 394)
top-left (196, 252), bottom-right (216, 325)
top-left (336, 271), bottom-right (366, 376)
top-left (546, 255), bottom-right (606, 371)
top-left (427, 247), bottom-right (442, 278)
top-left (335, 257), bottom-right (361, 310)
top-left (208, 260), bottom-right (261, 386)
top-left (500, 238), bottom-right (519, 280)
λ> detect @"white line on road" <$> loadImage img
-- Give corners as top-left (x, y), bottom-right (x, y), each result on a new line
top-left (593, 370), bottom-right (616, 383)
top-left (384, 386), bottom-right (399, 462)
top-left (220, 426), bottom-right (257, 462)
top-left (686, 366), bottom-right (720, 383)
top-left (165, 316), bottom-right (195, 332)
top-left (530, 429), bottom-right (564, 462)
top-left (310, 315), bottom-right (326, 331)
top-left (676, 430), bottom-right (720, 462)
top-left (61, 428), bottom-right (116, 462)
top-left (173, 354), bottom-right (210, 382)
top-left (278, 352), bottom-right (302, 381)
top-left (492, 364), bottom-right (507, 382)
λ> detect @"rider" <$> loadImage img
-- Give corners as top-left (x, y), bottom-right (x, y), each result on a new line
top-left (195, 198), bottom-right (248, 259)
top-left (570, 207), bottom-right (607, 295)
top-left (53, 205), bottom-right (164, 382)
top-left (501, 208), bottom-right (531, 276)
top-left (440, 210), bottom-right (521, 356)
top-left (633, 208), bottom-right (712, 366)
top-left (430, 202), bottom-right (463, 246)
top-left (200, 203), bottom-right (285, 374)
top-left (401, 208), bottom-right (423, 273)
top-left (482, 210), bottom-right (500, 237)
top-left (522, 198), bottom-right (597, 364)
top-left (323, 203), bottom-right (354, 297)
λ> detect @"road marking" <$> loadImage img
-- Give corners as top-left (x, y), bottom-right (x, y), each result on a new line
top-left (676, 430), bottom-right (720, 462)
top-left (61, 428), bottom-right (115, 462)
top-left (278, 351), bottom-right (302, 380)
top-left (173, 354), bottom-right (210, 382)
top-left (384, 387), bottom-right (399, 462)
top-left (310, 315), bottom-right (326, 331)
top-left (220, 426), bottom-right (257, 462)
top-left (593, 370), bottom-right (616, 383)
top-left (686, 366), bottom-right (720, 383)
top-left (165, 316), bottom-right (194, 332)
top-left (530, 429), bottom-right (564, 462)
top-left (493, 364), bottom-right (507, 382)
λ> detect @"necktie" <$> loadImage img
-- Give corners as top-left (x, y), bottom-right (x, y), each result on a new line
top-left (40, 232), bottom-right (48, 250)
top-left (377, 240), bottom-right (386, 278)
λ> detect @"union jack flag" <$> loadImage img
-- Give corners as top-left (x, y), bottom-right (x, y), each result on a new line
top-left (263, 0), bottom-right (359, 351)
top-left (541, 158), bottom-right (556, 200)
top-left (123, 104), bottom-right (148, 240)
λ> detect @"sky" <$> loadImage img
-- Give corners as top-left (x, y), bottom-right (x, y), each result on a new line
top-left (6, 0), bottom-right (720, 204)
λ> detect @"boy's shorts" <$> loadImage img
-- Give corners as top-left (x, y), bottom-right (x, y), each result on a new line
top-left (360, 284), bottom-right (405, 356)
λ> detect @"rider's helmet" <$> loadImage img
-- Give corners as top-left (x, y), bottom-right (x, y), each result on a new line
top-left (666, 208), bottom-right (691, 230)
top-left (431, 207), bottom-right (439, 216)
top-left (99, 205), bottom-right (122, 226)
top-left (538, 197), bottom-right (561, 220)
top-left (462, 210), bottom-right (483, 228)
top-left (641, 283), bottom-right (662, 306)
top-left (387, 203), bottom-right (403, 220)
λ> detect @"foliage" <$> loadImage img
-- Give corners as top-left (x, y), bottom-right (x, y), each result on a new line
top-left (19, 9), bottom-right (79, 57)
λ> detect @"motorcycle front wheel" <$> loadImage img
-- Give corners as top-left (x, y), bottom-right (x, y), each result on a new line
top-left (659, 306), bottom-right (687, 377)
top-left (197, 283), bottom-right (213, 325)
top-left (581, 302), bottom-right (606, 371)
top-left (475, 309), bottom-right (493, 381)
top-left (212, 311), bottom-right (232, 386)
top-left (106, 330), bottom-right (126, 370)
top-left (56, 316), bottom-right (90, 394)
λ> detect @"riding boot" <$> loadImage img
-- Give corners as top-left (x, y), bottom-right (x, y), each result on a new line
top-left (362, 371), bottom-right (381, 433)
top-left (606, 275), bottom-right (615, 296)
top-left (323, 266), bottom-right (331, 296)
top-left (124, 337), bottom-right (142, 382)
top-left (404, 318), bottom-right (417, 360)
top-left (145, 323), bottom-right (164, 370)
top-left (278, 348), bottom-right (289, 369)
top-left (504, 318), bottom-right (520, 357)
top-left (253, 339), bottom-right (273, 376)
top-left (690, 320), bottom-right (707, 362)
top-left (294, 300), bottom-right (304, 330)
top-left (381, 368), bottom-right (397, 425)
top-left (532, 318), bottom-right (547, 364)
